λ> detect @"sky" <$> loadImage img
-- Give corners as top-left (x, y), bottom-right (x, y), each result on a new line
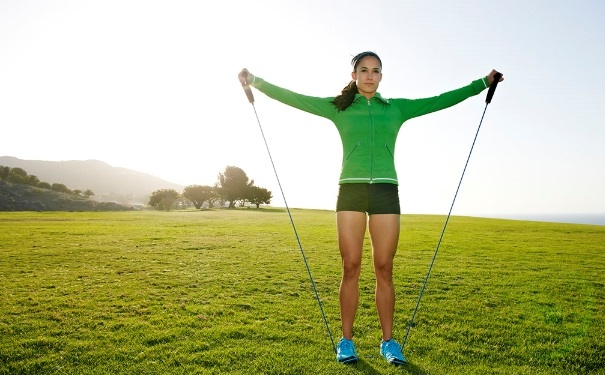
top-left (1, 0), bottom-right (604, 218)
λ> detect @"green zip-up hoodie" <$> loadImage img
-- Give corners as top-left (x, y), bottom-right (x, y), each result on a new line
top-left (251, 77), bottom-right (489, 185)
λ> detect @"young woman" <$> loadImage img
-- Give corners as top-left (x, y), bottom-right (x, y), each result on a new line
top-left (238, 52), bottom-right (503, 365)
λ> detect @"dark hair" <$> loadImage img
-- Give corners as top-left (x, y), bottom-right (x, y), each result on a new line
top-left (332, 51), bottom-right (382, 111)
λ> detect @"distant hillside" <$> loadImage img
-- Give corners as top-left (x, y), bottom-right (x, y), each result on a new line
top-left (0, 180), bottom-right (134, 211)
top-left (0, 156), bottom-right (184, 204)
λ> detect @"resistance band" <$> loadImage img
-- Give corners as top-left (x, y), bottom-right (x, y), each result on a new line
top-left (402, 72), bottom-right (503, 349)
top-left (240, 76), bottom-right (337, 354)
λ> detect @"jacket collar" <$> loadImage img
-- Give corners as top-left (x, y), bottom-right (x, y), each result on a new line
top-left (354, 92), bottom-right (390, 104)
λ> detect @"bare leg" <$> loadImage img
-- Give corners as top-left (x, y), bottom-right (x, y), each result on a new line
top-left (368, 214), bottom-right (400, 341)
top-left (336, 211), bottom-right (367, 340)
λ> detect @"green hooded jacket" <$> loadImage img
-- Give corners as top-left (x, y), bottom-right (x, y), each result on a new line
top-left (251, 76), bottom-right (489, 185)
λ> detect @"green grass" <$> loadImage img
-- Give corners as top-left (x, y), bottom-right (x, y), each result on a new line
top-left (0, 209), bottom-right (603, 374)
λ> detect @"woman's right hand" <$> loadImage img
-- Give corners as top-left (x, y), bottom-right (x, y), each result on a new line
top-left (487, 69), bottom-right (504, 86)
top-left (238, 68), bottom-right (253, 85)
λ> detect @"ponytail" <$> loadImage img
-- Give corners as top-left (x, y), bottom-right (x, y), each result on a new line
top-left (331, 80), bottom-right (358, 111)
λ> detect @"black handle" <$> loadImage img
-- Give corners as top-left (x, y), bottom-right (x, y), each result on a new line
top-left (240, 71), bottom-right (255, 104)
top-left (242, 84), bottom-right (255, 104)
top-left (485, 72), bottom-right (502, 104)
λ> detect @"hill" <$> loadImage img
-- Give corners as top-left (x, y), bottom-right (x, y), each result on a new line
top-left (0, 180), bottom-right (134, 211)
top-left (0, 156), bottom-right (184, 204)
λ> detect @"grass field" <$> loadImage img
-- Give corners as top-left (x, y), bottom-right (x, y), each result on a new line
top-left (0, 209), bottom-right (603, 374)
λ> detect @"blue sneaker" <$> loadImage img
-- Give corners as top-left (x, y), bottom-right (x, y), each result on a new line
top-left (380, 339), bottom-right (406, 365)
top-left (336, 337), bottom-right (358, 364)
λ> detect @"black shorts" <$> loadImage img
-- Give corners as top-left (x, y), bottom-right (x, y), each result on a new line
top-left (336, 183), bottom-right (401, 215)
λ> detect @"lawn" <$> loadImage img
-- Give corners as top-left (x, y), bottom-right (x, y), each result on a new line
top-left (0, 209), bottom-right (603, 374)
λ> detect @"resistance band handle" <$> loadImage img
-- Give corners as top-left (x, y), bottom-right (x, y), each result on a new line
top-left (240, 71), bottom-right (255, 104)
top-left (242, 84), bottom-right (255, 104)
top-left (485, 71), bottom-right (502, 104)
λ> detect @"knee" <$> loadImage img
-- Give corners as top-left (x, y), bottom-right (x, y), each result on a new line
top-left (374, 261), bottom-right (393, 282)
top-left (342, 259), bottom-right (361, 280)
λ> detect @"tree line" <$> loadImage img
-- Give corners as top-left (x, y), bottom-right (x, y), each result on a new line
top-left (0, 165), bottom-right (95, 198)
top-left (149, 166), bottom-right (272, 210)
top-left (1, 164), bottom-right (271, 211)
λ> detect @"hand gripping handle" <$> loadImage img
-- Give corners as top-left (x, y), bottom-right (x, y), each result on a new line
top-left (240, 72), bottom-right (255, 104)
top-left (242, 84), bottom-right (254, 104)
top-left (485, 72), bottom-right (502, 104)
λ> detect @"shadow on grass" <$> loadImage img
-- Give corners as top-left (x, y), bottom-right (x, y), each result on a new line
top-left (402, 361), bottom-right (428, 374)
top-left (353, 358), bottom-right (428, 374)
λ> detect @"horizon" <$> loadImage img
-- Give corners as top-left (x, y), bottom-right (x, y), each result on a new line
top-left (3, 154), bottom-right (605, 227)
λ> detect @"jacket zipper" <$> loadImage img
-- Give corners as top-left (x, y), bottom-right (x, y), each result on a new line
top-left (368, 99), bottom-right (373, 183)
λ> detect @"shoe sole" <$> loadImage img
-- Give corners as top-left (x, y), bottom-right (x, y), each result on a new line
top-left (337, 356), bottom-right (358, 364)
top-left (387, 358), bottom-right (406, 366)
top-left (381, 353), bottom-right (406, 366)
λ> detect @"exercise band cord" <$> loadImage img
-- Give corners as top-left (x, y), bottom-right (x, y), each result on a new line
top-left (241, 84), bottom-right (337, 354)
top-left (402, 72), bottom-right (502, 349)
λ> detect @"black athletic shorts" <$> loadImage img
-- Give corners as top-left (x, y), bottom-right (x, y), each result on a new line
top-left (336, 183), bottom-right (401, 215)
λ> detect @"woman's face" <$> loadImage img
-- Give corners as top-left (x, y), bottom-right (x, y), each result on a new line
top-left (352, 56), bottom-right (382, 99)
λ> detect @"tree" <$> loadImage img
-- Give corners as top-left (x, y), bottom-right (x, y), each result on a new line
top-left (217, 166), bottom-right (253, 208)
top-left (0, 166), bottom-right (11, 180)
top-left (7, 167), bottom-right (27, 184)
top-left (51, 183), bottom-right (71, 194)
top-left (25, 175), bottom-right (40, 187)
top-left (182, 185), bottom-right (217, 209)
top-left (8, 167), bottom-right (27, 178)
top-left (0, 165), bottom-right (95, 200)
top-left (175, 196), bottom-right (191, 209)
top-left (248, 186), bottom-right (272, 208)
top-left (149, 189), bottom-right (180, 211)
top-left (214, 184), bottom-right (226, 208)
top-left (207, 185), bottom-right (221, 208)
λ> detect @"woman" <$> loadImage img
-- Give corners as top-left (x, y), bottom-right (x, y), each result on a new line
top-left (238, 51), bottom-right (503, 365)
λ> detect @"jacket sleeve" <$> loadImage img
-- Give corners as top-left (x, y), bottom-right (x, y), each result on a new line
top-left (396, 78), bottom-right (489, 121)
top-left (251, 77), bottom-right (337, 119)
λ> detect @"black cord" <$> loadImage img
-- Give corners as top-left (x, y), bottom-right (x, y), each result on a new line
top-left (248, 103), bottom-right (337, 354)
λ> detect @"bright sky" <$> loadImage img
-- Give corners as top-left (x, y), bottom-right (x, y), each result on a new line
top-left (1, 0), bottom-right (604, 216)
